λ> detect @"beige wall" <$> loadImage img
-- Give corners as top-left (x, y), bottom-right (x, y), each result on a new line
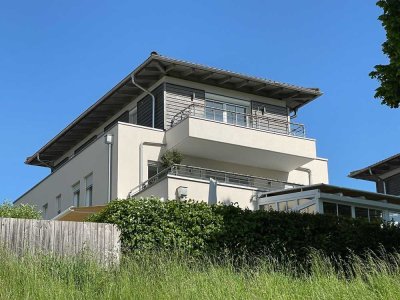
top-left (116, 123), bottom-right (165, 199)
top-left (15, 125), bottom-right (119, 218)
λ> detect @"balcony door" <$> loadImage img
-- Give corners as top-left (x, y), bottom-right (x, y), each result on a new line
top-left (205, 98), bottom-right (248, 127)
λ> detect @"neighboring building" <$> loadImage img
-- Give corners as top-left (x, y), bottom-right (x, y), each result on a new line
top-left (349, 153), bottom-right (400, 196)
top-left (15, 52), bottom-right (329, 219)
top-left (255, 154), bottom-right (400, 222)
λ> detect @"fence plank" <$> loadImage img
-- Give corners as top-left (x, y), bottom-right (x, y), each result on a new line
top-left (0, 218), bottom-right (120, 265)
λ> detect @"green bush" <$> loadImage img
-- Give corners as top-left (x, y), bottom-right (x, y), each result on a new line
top-left (89, 198), bottom-right (400, 261)
top-left (88, 197), bottom-right (222, 255)
top-left (0, 202), bottom-right (42, 219)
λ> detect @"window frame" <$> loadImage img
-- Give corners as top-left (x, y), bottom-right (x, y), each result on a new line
top-left (85, 174), bottom-right (93, 207)
top-left (72, 182), bottom-right (80, 207)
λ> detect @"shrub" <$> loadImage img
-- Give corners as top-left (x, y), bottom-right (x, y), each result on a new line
top-left (88, 197), bottom-right (222, 255)
top-left (0, 202), bottom-right (41, 219)
top-left (89, 198), bottom-right (400, 262)
top-left (160, 149), bottom-right (183, 168)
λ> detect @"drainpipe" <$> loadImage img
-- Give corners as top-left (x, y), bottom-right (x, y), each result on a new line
top-left (36, 153), bottom-right (53, 168)
top-left (289, 108), bottom-right (298, 119)
top-left (131, 75), bottom-right (155, 128)
top-left (105, 134), bottom-right (113, 202)
top-left (139, 142), bottom-right (166, 185)
top-left (296, 167), bottom-right (312, 185)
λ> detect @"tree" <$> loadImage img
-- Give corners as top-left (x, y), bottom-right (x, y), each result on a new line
top-left (370, 0), bottom-right (400, 108)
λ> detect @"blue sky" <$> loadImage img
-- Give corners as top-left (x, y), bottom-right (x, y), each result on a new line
top-left (0, 1), bottom-right (398, 202)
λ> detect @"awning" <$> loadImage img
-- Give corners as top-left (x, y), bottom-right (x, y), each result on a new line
top-left (53, 205), bottom-right (106, 222)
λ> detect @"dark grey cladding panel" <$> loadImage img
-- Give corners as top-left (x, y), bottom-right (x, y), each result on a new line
top-left (137, 84), bottom-right (165, 130)
top-left (386, 174), bottom-right (400, 196)
top-left (165, 83), bottom-right (205, 129)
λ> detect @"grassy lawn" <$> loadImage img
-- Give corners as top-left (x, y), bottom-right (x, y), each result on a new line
top-left (1, 250), bottom-right (400, 300)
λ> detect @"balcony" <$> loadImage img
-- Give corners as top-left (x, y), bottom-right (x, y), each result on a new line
top-left (166, 104), bottom-right (317, 172)
top-left (129, 165), bottom-right (302, 207)
top-left (170, 103), bottom-right (306, 137)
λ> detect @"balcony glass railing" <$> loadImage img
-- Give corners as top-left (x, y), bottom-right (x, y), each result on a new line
top-left (128, 164), bottom-right (302, 197)
top-left (170, 103), bottom-right (306, 137)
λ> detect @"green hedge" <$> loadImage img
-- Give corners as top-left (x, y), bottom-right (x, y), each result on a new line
top-left (0, 202), bottom-right (41, 219)
top-left (89, 198), bottom-right (400, 260)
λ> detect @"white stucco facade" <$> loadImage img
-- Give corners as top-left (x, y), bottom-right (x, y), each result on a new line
top-left (16, 119), bottom-right (329, 219)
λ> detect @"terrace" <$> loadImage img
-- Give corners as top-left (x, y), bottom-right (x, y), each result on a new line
top-left (129, 164), bottom-right (302, 201)
top-left (170, 103), bottom-right (306, 138)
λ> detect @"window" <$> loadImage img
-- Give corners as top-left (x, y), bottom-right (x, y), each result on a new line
top-left (369, 209), bottom-right (382, 222)
top-left (355, 207), bottom-right (369, 219)
top-left (323, 202), bottom-right (337, 216)
top-left (148, 161), bottom-right (161, 179)
top-left (42, 203), bottom-right (48, 219)
top-left (56, 194), bottom-right (62, 214)
top-left (129, 107), bottom-right (137, 124)
top-left (205, 99), bottom-right (248, 127)
top-left (72, 182), bottom-right (80, 207)
top-left (337, 204), bottom-right (352, 217)
top-left (85, 174), bottom-right (93, 207)
top-left (205, 100), bottom-right (224, 122)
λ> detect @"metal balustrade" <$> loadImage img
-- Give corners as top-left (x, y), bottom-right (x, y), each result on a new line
top-left (128, 164), bottom-right (302, 197)
top-left (170, 103), bottom-right (306, 137)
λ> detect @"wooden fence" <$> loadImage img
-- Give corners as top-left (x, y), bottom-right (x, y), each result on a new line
top-left (0, 218), bottom-right (121, 265)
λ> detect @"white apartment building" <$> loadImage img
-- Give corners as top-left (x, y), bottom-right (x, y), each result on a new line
top-left (15, 52), bottom-right (328, 218)
top-left (15, 52), bottom-right (400, 221)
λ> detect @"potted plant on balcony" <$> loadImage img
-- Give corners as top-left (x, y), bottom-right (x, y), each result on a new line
top-left (161, 150), bottom-right (184, 173)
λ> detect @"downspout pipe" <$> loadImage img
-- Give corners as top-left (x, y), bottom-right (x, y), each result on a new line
top-left (296, 167), bottom-right (312, 185)
top-left (105, 134), bottom-right (114, 203)
top-left (36, 153), bottom-right (53, 168)
top-left (131, 75), bottom-right (155, 128)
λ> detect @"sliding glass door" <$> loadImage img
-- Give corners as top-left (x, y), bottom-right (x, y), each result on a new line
top-left (205, 99), bottom-right (248, 127)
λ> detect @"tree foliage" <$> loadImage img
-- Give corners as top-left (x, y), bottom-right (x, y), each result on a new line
top-left (0, 202), bottom-right (42, 219)
top-left (370, 0), bottom-right (400, 108)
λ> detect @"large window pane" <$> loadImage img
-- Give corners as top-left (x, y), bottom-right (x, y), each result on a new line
top-left (278, 201), bottom-right (288, 212)
top-left (369, 209), bottom-right (382, 222)
top-left (323, 202), bottom-right (337, 216)
top-left (205, 100), bottom-right (223, 122)
top-left (355, 207), bottom-right (369, 219)
top-left (338, 204), bottom-right (352, 217)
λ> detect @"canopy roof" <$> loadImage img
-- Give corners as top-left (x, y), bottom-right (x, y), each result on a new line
top-left (53, 205), bottom-right (106, 222)
top-left (26, 52), bottom-right (322, 167)
top-left (265, 183), bottom-right (400, 205)
top-left (349, 153), bottom-right (400, 182)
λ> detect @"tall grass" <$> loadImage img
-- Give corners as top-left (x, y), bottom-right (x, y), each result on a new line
top-left (1, 249), bottom-right (400, 299)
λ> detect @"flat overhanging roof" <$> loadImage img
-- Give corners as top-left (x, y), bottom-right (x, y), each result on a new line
top-left (25, 52), bottom-right (322, 167)
top-left (265, 183), bottom-right (400, 205)
top-left (349, 153), bottom-right (400, 182)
